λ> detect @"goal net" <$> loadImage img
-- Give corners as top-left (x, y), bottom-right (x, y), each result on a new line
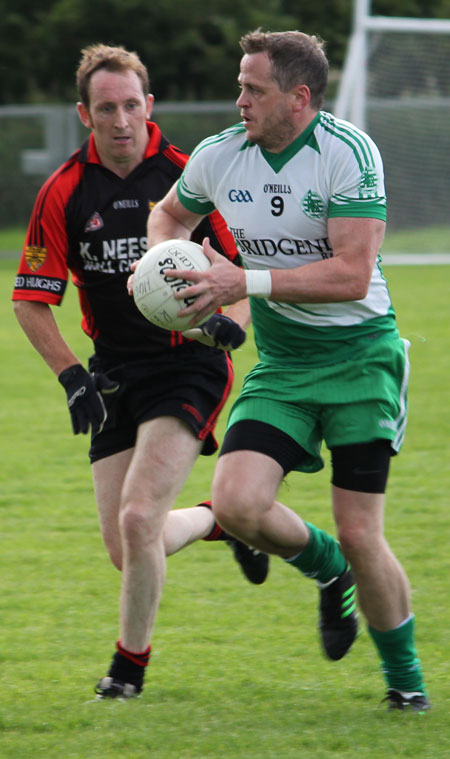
top-left (334, 2), bottom-right (450, 253)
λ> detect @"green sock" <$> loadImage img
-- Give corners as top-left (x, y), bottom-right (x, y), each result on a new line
top-left (285, 521), bottom-right (347, 584)
top-left (368, 615), bottom-right (426, 694)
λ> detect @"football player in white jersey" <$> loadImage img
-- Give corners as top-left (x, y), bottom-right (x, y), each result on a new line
top-left (140, 30), bottom-right (428, 712)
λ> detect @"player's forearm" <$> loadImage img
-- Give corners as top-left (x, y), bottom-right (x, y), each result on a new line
top-left (147, 200), bottom-right (197, 248)
top-left (13, 300), bottom-right (81, 376)
top-left (224, 298), bottom-right (252, 331)
top-left (269, 254), bottom-right (371, 303)
top-left (263, 217), bottom-right (384, 304)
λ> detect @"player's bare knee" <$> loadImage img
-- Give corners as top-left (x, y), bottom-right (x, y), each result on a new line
top-left (211, 493), bottom-right (240, 532)
top-left (212, 472), bottom-right (238, 520)
top-left (337, 523), bottom-right (382, 566)
top-left (336, 524), bottom-right (366, 560)
top-left (119, 502), bottom-right (162, 548)
top-left (212, 488), bottom-right (264, 538)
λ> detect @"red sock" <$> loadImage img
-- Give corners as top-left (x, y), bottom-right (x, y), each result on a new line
top-left (196, 500), bottom-right (225, 541)
top-left (116, 640), bottom-right (151, 667)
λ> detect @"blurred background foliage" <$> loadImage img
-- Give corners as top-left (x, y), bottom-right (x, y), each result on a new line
top-left (0, 0), bottom-right (449, 231)
top-left (0, 0), bottom-right (448, 104)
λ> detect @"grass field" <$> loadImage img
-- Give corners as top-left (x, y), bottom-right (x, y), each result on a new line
top-left (1, 255), bottom-right (449, 758)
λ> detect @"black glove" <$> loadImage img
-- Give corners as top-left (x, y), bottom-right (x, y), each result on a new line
top-left (58, 364), bottom-right (119, 436)
top-left (182, 314), bottom-right (246, 351)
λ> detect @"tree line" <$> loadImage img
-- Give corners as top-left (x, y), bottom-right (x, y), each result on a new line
top-left (0, 0), bottom-right (448, 104)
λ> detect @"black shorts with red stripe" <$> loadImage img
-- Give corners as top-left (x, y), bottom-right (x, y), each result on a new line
top-left (88, 345), bottom-right (233, 463)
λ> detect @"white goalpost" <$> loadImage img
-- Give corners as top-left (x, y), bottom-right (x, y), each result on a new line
top-left (334, 0), bottom-right (450, 255)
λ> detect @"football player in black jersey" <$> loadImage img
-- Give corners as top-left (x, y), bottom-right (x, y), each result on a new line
top-left (13, 44), bottom-right (269, 700)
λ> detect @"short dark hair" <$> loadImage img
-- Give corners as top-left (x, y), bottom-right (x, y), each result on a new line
top-left (239, 30), bottom-right (329, 109)
top-left (76, 44), bottom-right (150, 107)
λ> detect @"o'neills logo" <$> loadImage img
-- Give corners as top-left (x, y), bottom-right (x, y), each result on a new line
top-left (25, 245), bottom-right (47, 272)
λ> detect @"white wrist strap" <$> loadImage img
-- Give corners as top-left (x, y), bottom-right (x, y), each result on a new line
top-left (245, 269), bottom-right (272, 298)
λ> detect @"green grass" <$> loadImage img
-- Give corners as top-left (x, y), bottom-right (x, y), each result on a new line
top-left (382, 225), bottom-right (450, 254)
top-left (1, 259), bottom-right (449, 758)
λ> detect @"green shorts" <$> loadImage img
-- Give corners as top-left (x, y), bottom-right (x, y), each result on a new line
top-left (226, 336), bottom-right (410, 473)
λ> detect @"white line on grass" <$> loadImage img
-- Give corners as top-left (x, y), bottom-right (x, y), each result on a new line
top-left (381, 253), bottom-right (450, 265)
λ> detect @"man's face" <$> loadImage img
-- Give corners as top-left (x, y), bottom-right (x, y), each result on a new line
top-left (236, 52), bottom-right (298, 153)
top-left (77, 68), bottom-right (153, 175)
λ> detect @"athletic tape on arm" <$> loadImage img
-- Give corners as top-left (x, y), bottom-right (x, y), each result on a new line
top-left (245, 269), bottom-right (272, 298)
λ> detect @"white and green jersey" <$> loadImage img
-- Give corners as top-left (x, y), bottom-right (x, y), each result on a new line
top-left (177, 111), bottom-right (397, 366)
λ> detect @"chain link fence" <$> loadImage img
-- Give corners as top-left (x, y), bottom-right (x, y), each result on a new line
top-left (0, 102), bottom-right (241, 229)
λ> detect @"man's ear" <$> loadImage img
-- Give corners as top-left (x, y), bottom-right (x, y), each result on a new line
top-left (146, 94), bottom-right (155, 120)
top-left (292, 84), bottom-right (311, 113)
top-left (76, 102), bottom-right (92, 129)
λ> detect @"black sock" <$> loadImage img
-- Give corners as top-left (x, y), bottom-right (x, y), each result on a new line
top-left (108, 640), bottom-right (151, 691)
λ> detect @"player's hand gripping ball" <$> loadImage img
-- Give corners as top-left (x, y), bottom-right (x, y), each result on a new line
top-left (133, 239), bottom-right (214, 331)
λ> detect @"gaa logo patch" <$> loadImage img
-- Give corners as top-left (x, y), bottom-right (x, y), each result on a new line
top-left (228, 189), bottom-right (253, 203)
top-left (301, 190), bottom-right (325, 219)
top-left (25, 245), bottom-right (47, 272)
